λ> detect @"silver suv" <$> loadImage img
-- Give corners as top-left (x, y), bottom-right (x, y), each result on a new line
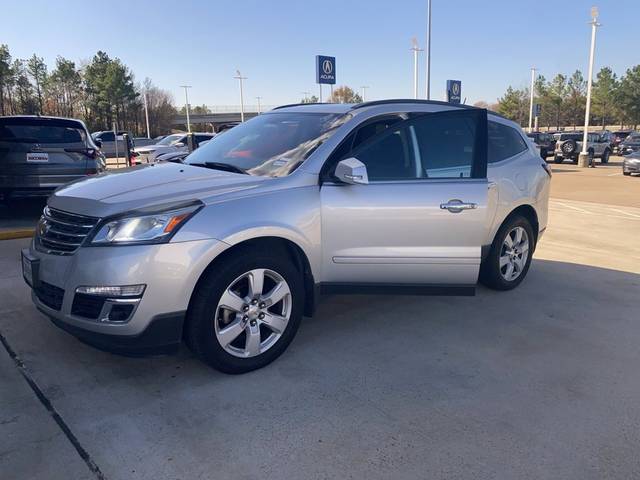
top-left (22, 100), bottom-right (550, 373)
top-left (553, 131), bottom-right (611, 164)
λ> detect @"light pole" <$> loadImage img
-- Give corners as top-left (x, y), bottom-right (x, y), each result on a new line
top-left (410, 38), bottom-right (423, 100)
top-left (143, 91), bottom-right (151, 139)
top-left (256, 96), bottom-right (262, 114)
top-left (578, 6), bottom-right (601, 168)
top-left (360, 86), bottom-right (369, 102)
top-left (425, 0), bottom-right (432, 99)
top-left (233, 70), bottom-right (247, 122)
top-left (179, 85), bottom-right (192, 133)
top-left (528, 67), bottom-right (536, 133)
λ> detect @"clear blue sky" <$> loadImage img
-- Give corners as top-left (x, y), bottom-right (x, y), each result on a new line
top-left (2, 0), bottom-right (637, 107)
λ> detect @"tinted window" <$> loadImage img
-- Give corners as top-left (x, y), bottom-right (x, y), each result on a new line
top-left (352, 117), bottom-right (403, 149)
top-left (99, 131), bottom-right (115, 142)
top-left (412, 114), bottom-right (476, 178)
top-left (0, 121), bottom-right (86, 144)
top-left (353, 127), bottom-right (415, 181)
top-left (488, 122), bottom-right (527, 163)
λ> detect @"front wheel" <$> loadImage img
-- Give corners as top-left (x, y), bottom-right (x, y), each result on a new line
top-left (186, 248), bottom-right (304, 374)
top-left (480, 216), bottom-right (535, 291)
top-left (623, 171), bottom-right (631, 176)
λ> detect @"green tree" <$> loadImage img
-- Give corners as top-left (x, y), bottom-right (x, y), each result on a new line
top-left (0, 44), bottom-right (12, 115)
top-left (548, 74), bottom-right (568, 129)
top-left (565, 70), bottom-right (586, 129)
top-left (48, 56), bottom-right (82, 117)
top-left (497, 86), bottom-right (529, 125)
top-left (12, 59), bottom-right (37, 114)
top-left (327, 86), bottom-right (362, 104)
top-left (618, 65), bottom-right (640, 129)
top-left (26, 54), bottom-right (47, 114)
top-left (301, 95), bottom-right (319, 103)
top-left (591, 67), bottom-right (619, 127)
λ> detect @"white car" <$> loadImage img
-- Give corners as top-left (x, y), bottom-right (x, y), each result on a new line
top-left (134, 133), bottom-right (215, 163)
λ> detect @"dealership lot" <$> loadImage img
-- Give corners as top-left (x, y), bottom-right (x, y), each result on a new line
top-left (1, 160), bottom-right (640, 479)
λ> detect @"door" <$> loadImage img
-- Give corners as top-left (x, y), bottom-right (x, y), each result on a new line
top-left (320, 109), bottom-right (489, 288)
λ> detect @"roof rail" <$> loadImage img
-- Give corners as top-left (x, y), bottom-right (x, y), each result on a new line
top-left (272, 102), bottom-right (334, 110)
top-left (350, 99), bottom-right (477, 110)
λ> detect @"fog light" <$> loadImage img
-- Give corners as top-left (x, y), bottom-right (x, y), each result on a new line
top-left (75, 284), bottom-right (145, 298)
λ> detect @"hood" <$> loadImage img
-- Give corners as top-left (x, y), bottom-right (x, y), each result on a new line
top-left (49, 162), bottom-right (270, 217)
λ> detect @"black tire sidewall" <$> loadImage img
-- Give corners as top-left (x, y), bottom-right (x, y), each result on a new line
top-left (480, 216), bottom-right (535, 291)
top-left (187, 250), bottom-right (304, 374)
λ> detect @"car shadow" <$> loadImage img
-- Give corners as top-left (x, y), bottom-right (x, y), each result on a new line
top-left (1, 258), bottom-right (639, 477)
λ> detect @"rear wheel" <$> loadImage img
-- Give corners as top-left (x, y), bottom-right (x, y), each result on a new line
top-left (186, 248), bottom-right (304, 374)
top-left (480, 216), bottom-right (535, 291)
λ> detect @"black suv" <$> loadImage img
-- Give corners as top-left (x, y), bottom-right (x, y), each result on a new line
top-left (0, 116), bottom-right (105, 202)
top-left (526, 132), bottom-right (556, 159)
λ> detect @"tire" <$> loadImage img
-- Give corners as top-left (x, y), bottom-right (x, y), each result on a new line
top-left (623, 171), bottom-right (631, 176)
top-left (554, 156), bottom-right (563, 164)
top-left (601, 149), bottom-right (610, 164)
top-left (480, 215), bottom-right (535, 291)
top-left (186, 247), bottom-right (304, 374)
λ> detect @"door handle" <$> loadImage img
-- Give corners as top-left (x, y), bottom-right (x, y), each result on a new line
top-left (440, 199), bottom-right (478, 213)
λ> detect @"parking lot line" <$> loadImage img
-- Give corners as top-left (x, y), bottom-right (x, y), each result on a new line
top-left (609, 208), bottom-right (640, 219)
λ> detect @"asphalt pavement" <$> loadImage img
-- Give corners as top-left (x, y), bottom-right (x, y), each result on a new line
top-left (1, 160), bottom-right (639, 479)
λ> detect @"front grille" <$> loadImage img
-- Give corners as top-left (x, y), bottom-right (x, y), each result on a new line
top-left (36, 206), bottom-right (99, 255)
top-left (71, 293), bottom-right (105, 319)
top-left (35, 281), bottom-right (64, 311)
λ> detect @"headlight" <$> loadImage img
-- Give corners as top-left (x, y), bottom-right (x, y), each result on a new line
top-left (90, 203), bottom-right (201, 245)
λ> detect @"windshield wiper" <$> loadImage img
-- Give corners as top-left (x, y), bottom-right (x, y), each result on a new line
top-left (191, 161), bottom-right (248, 175)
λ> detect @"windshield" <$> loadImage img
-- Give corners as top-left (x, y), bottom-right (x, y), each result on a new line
top-left (185, 112), bottom-right (348, 177)
top-left (157, 134), bottom-right (183, 146)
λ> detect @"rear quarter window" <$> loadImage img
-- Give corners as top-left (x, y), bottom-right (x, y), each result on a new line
top-left (488, 121), bottom-right (528, 163)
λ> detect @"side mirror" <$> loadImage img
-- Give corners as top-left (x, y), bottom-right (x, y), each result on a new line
top-left (335, 157), bottom-right (369, 185)
top-left (94, 138), bottom-right (103, 148)
top-left (174, 142), bottom-right (185, 148)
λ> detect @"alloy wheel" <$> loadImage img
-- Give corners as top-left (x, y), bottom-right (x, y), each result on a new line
top-left (214, 268), bottom-right (292, 358)
top-left (499, 226), bottom-right (530, 282)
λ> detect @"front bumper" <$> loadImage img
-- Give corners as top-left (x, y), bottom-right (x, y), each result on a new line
top-left (24, 237), bottom-right (228, 354)
top-left (623, 160), bottom-right (640, 173)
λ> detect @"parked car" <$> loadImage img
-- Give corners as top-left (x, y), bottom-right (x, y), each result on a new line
top-left (553, 131), bottom-right (611, 164)
top-left (612, 130), bottom-right (632, 154)
top-left (622, 151), bottom-right (640, 176)
top-left (132, 137), bottom-right (157, 148)
top-left (22, 100), bottom-right (550, 373)
top-left (134, 133), bottom-right (215, 163)
top-left (619, 132), bottom-right (640, 156)
top-left (526, 131), bottom-right (556, 159)
top-left (1, 116), bottom-right (105, 202)
top-left (91, 130), bottom-right (134, 159)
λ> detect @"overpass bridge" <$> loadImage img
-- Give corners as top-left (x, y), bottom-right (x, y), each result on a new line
top-left (171, 104), bottom-right (278, 129)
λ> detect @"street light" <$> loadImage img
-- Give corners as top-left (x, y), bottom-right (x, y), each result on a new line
top-left (143, 91), bottom-right (151, 139)
top-left (233, 70), bottom-right (247, 122)
top-left (528, 67), bottom-right (536, 133)
top-left (578, 6), bottom-right (601, 168)
top-left (179, 85), bottom-right (192, 133)
top-left (425, 0), bottom-right (432, 99)
top-left (360, 86), bottom-right (369, 102)
top-left (410, 38), bottom-right (423, 100)
top-left (256, 96), bottom-right (262, 114)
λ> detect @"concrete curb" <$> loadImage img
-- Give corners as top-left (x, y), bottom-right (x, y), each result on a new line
top-left (0, 229), bottom-right (34, 241)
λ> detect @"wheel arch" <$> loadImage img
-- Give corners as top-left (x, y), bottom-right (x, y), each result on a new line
top-left (485, 204), bottom-right (540, 260)
top-left (187, 235), bottom-right (318, 324)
